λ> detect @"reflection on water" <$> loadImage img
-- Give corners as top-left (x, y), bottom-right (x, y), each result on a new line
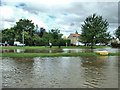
top-left (2, 56), bottom-right (118, 88)
top-left (1, 48), bottom-right (119, 53)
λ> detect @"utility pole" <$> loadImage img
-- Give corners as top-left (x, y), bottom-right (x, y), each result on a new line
top-left (22, 17), bottom-right (24, 46)
top-left (30, 30), bottom-right (32, 46)
top-left (23, 29), bottom-right (24, 45)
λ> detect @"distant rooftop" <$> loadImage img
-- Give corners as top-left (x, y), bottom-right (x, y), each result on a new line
top-left (70, 34), bottom-right (80, 37)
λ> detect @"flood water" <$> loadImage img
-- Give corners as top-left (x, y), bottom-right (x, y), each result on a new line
top-left (2, 56), bottom-right (118, 88)
top-left (1, 47), bottom-right (119, 53)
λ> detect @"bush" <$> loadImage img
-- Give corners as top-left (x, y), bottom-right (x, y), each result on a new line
top-left (111, 42), bottom-right (118, 47)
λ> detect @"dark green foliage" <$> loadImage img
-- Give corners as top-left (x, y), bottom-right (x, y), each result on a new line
top-left (64, 39), bottom-right (71, 46)
top-left (115, 26), bottom-right (120, 39)
top-left (36, 27), bottom-right (46, 38)
top-left (33, 29), bottom-right (70, 46)
top-left (2, 19), bottom-right (38, 46)
top-left (16, 19), bottom-right (35, 46)
top-left (2, 29), bottom-right (15, 45)
top-left (41, 29), bottom-right (68, 46)
top-left (2, 19), bottom-right (68, 46)
top-left (111, 41), bottom-right (120, 48)
top-left (80, 14), bottom-right (111, 48)
top-left (111, 42), bottom-right (117, 47)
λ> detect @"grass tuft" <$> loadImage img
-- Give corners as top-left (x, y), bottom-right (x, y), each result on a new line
top-left (1, 46), bottom-right (110, 49)
top-left (1, 52), bottom-right (120, 58)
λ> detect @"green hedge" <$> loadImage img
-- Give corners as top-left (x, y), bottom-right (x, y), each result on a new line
top-left (111, 42), bottom-right (120, 48)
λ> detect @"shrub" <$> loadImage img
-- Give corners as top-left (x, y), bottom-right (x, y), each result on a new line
top-left (111, 42), bottom-right (118, 47)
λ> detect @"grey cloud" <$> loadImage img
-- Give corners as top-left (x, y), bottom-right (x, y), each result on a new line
top-left (24, 3), bottom-right (50, 14)
top-left (118, 2), bottom-right (120, 23)
top-left (23, 2), bottom-right (118, 25)
top-left (62, 2), bottom-right (118, 23)
top-left (4, 18), bottom-right (16, 22)
top-left (95, 2), bottom-right (118, 23)
top-left (58, 2), bottom-right (117, 26)
top-left (1, 1), bottom-right (118, 36)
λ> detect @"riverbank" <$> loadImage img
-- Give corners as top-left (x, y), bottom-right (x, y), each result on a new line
top-left (1, 46), bottom-right (110, 49)
top-left (1, 52), bottom-right (120, 57)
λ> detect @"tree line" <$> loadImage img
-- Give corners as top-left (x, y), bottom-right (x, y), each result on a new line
top-left (1, 13), bottom-right (120, 48)
top-left (1, 19), bottom-right (70, 46)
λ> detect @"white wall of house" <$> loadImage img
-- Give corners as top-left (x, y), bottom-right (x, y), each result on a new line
top-left (68, 35), bottom-right (79, 45)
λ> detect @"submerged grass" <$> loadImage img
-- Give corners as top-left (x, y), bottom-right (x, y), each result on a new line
top-left (108, 53), bottom-right (120, 56)
top-left (1, 52), bottom-right (120, 57)
top-left (1, 46), bottom-right (110, 49)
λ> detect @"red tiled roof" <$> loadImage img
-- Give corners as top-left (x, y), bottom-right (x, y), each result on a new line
top-left (71, 34), bottom-right (80, 37)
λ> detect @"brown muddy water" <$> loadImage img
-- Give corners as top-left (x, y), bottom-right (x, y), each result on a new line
top-left (1, 47), bottom-right (119, 53)
top-left (2, 56), bottom-right (118, 88)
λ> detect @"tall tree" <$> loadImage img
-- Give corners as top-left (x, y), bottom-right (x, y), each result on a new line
top-left (36, 27), bottom-right (46, 38)
top-left (15, 19), bottom-right (35, 45)
top-left (42, 29), bottom-right (63, 46)
top-left (2, 19), bottom-right (40, 46)
top-left (115, 26), bottom-right (120, 39)
top-left (39, 27), bottom-right (46, 38)
top-left (80, 14), bottom-right (111, 48)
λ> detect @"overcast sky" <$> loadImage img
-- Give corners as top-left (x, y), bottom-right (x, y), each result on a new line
top-left (0, 0), bottom-right (119, 37)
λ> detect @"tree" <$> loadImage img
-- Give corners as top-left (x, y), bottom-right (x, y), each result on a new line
top-left (2, 19), bottom-right (40, 46)
top-left (62, 36), bottom-right (67, 39)
top-left (15, 19), bottom-right (35, 45)
top-left (42, 29), bottom-right (64, 46)
top-left (115, 26), bottom-right (120, 40)
top-left (51, 29), bottom-right (63, 39)
top-left (36, 27), bottom-right (46, 38)
top-left (80, 14), bottom-right (111, 48)
top-left (39, 27), bottom-right (46, 38)
top-left (2, 28), bottom-right (15, 45)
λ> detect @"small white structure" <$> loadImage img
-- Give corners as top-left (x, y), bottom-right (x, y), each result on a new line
top-left (116, 38), bottom-right (120, 44)
top-left (66, 42), bottom-right (68, 47)
top-left (14, 41), bottom-right (25, 46)
top-left (76, 42), bottom-right (85, 46)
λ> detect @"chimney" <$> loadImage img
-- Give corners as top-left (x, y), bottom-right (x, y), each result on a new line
top-left (75, 30), bottom-right (78, 34)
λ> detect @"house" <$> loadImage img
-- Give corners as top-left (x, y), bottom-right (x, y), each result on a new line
top-left (67, 31), bottom-right (80, 46)
top-left (109, 37), bottom-right (120, 44)
top-left (111, 38), bottom-right (116, 43)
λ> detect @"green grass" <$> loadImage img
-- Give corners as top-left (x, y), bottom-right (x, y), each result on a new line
top-left (108, 53), bottom-right (120, 56)
top-left (1, 52), bottom-right (120, 57)
top-left (0, 46), bottom-right (110, 49)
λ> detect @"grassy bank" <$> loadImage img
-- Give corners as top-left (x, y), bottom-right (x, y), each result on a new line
top-left (1, 53), bottom-right (120, 57)
top-left (1, 46), bottom-right (110, 49)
